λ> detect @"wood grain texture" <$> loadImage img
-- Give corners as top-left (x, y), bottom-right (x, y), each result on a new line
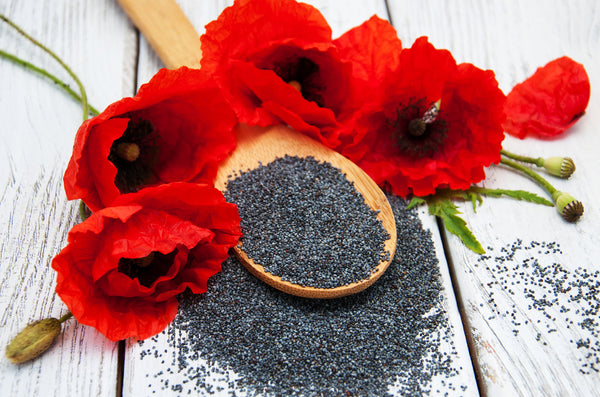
top-left (136, 0), bottom-right (233, 85)
top-left (0, 0), bottom-right (137, 394)
top-left (387, 0), bottom-right (600, 395)
top-left (116, 0), bottom-right (201, 69)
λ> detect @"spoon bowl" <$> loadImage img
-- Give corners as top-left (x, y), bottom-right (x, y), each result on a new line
top-left (214, 124), bottom-right (397, 299)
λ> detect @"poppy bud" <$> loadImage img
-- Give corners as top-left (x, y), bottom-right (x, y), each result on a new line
top-left (501, 157), bottom-right (584, 223)
top-left (5, 318), bottom-right (61, 364)
top-left (552, 191), bottom-right (584, 222)
top-left (543, 157), bottom-right (575, 178)
top-left (501, 150), bottom-right (576, 179)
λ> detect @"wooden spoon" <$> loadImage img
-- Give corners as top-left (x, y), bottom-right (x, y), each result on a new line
top-left (117, 0), bottom-right (397, 299)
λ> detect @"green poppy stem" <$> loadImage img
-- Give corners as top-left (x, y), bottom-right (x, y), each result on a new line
top-left (0, 49), bottom-right (99, 116)
top-left (500, 149), bottom-right (544, 167)
top-left (502, 149), bottom-right (575, 179)
top-left (58, 312), bottom-right (73, 324)
top-left (500, 157), bottom-right (557, 195)
top-left (501, 156), bottom-right (583, 222)
top-left (0, 13), bottom-right (90, 121)
top-left (78, 201), bottom-right (91, 221)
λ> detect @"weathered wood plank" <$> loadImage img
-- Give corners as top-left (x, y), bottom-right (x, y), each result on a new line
top-left (0, 0), bottom-right (138, 394)
top-left (387, 0), bottom-right (600, 395)
top-left (125, 1), bottom-right (478, 395)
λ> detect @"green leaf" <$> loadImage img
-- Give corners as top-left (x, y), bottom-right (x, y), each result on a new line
top-left (465, 191), bottom-right (483, 212)
top-left (406, 196), bottom-right (426, 210)
top-left (468, 186), bottom-right (553, 207)
top-left (429, 199), bottom-right (485, 254)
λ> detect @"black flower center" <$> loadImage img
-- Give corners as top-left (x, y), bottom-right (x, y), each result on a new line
top-left (118, 250), bottom-right (178, 288)
top-left (271, 56), bottom-right (324, 107)
top-left (108, 119), bottom-right (160, 193)
top-left (389, 98), bottom-right (447, 158)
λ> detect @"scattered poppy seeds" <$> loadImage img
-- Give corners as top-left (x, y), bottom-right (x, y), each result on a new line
top-left (224, 155), bottom-right (391, 289)
top-left (476, 240), bottom-right (599, 374)
top-left (139, 194), bottom-right (466, 395)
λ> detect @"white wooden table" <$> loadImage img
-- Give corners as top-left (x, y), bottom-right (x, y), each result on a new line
top-left (1, 0), bottom-right (599, 395)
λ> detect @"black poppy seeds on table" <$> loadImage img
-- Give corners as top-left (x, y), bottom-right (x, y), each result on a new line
top-left (476, 240), bottom-right (599, 374)
top-left (139, 193), bottom-right (465, 396)
top-left (223, 155), bottom-right (391, 289)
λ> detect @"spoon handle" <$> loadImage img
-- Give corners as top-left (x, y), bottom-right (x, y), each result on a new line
top-left (116, 0), bottom-right (201, 69)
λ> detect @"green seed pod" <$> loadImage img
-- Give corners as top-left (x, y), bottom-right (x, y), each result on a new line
top-left (553, 191), bottom-right (584, 222)
top-left (5, 318), bottom-right (61, 364)
top-left (543, 157), bottom-right (576, 178)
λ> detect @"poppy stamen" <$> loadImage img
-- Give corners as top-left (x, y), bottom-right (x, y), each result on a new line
top-left (115, 142), bottom-right (141, 162)
top-left (130, 252), bottom-right (155, 268)
top-left (389, 98), bottom-right (446, 158)
top-left (118, 250), bottom-right (177, 288)
top-left (288, 80), bottom-right (302, 92)
top-left (408, 119), bottom-right (427, 137)
top-left (408, 100), bottom-right (440, 137)
top-left (108, 119), bottom-right (159, 193)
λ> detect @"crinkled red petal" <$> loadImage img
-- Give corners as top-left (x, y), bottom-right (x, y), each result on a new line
top-left (201, 0), bottom-right (332, 76)
top-left (230, 61), bottom-right (340, 143)
top-left (334, 15), bottom-right (402, 109)
top-left (503, 56), bottom-right (590, 139)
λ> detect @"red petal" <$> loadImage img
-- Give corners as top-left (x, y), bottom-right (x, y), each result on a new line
top-left (503, 56), bottom-right (590, 139)
top-left (334, 15), bottom-right (401, 107)
top-left (201, 0), bottom-right (332, 76)
top-left (230, 61), bottom-right (340, 142)
top-left (111, 183), bottom-right (241, 235)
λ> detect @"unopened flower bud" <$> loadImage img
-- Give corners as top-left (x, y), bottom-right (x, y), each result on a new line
top-left (543, 157), bottom-right (575, 178)
top-left (5, 318), bottom-right (61, 364)
top-left (552, 191), bottom-right (584, 222)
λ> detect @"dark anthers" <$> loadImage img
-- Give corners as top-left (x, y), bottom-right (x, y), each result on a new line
top-left (272, 56), bottom-right (325, 107)
top-left (118, 250), bottom-right (178, 288)
top-left (108, 119), bottom-right (160, 193)
top-left (388, 98), bottom-right (447, 158)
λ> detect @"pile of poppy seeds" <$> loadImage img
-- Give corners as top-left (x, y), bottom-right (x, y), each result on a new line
top-left (138, 156), bottom-right (466, 395)
top-left (476, 240), bottom-right (599, 374)
top-left (224, 155), bottom-right (390, 288)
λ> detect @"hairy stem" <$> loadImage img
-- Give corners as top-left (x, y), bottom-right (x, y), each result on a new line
top-left (500, 149), bottom-right (544, 167)
top-left (0, 49), bottom-right (99, 116)
top-left (58, 312), bottom-right (73, 324)
top-left (500, 157), bottom-right (557, 195)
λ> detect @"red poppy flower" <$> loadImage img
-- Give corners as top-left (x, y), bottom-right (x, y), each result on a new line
top-left (337, 37), bottom-right (506, 197)
top-left (503, 56), bottom-right (590, 139)
top-left (52, 183), bottom-right (241, 341)
top-left (200, 0), bottom-right (355, 146)
top-left (63, 67), bottom-right (238, 212)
